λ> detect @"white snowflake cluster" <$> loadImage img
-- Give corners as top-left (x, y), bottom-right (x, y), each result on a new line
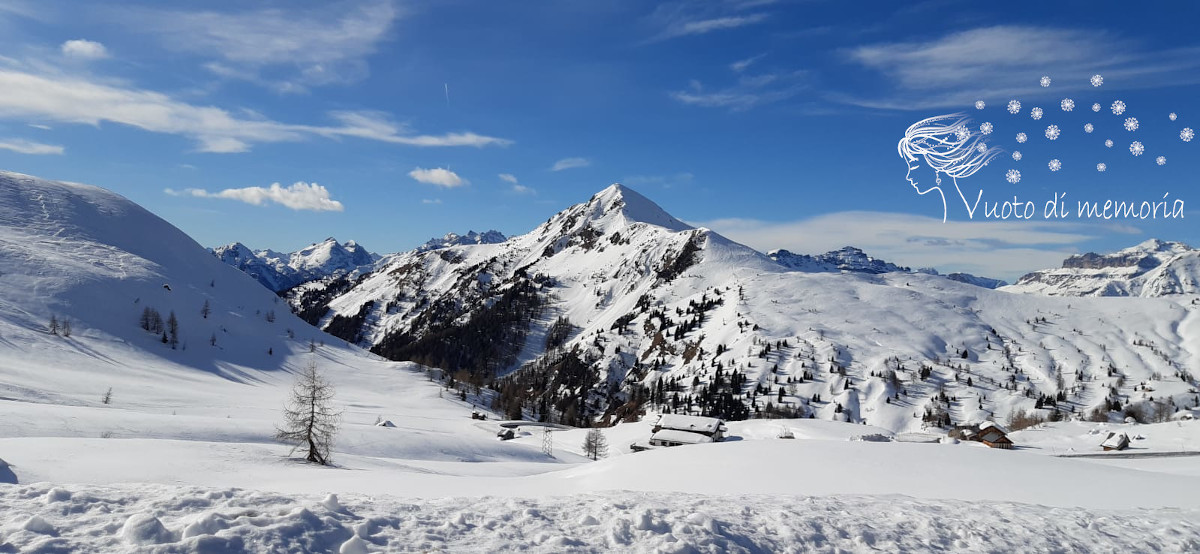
top-left (1169, 112), bottom-right (1178, 121)
top-left (1091, 74), bottom-right (1104, 87)
top-left (1084, 123), bottom-right (1094, 133)
top-left (1124, 117), bottom-right (1138, 131)
top-left (1006, 169), bottom-right (1021, 184)
top-left (980, 122), bottom-right (994, 135)
top-left (1012, 151), bottom-right (1022, 161)
top-left (955, 126), bottom-right (970, 141)
top-left (1048, 159), bottom-right (1062, 172)
top-left (975, 100), bottom-right (986, 110)
top-left (1112, 100), bottom-right (1126, 115)
top-left (976, 143), bottom-right (988, 153)
top-left (1045, 125), bottom-right (1061, 140)
top-left (1031, 107), bottom-right (1044, 120)
top-left (1092, 103), bottom-right (1101, 113)
top-left (1097, 163), bottom-right (1107, 172)
top-left (1008, 100), bottom-right (1022, 114)
top-left (1105, 139), bottom-right (1114, 148)
top-left (1182, 127), bottom-right (1195, 142)
top-left (1016, 132), bottom-right (1028, 143)
top-left (1130, 141), bottom-right (1145, 156)
top-left (1061, 98), bottom-right (1074, 112)
top-left (1156, 156), bottom-right (1167, 166)
top-left (1040, 76), bottom-right (1052, 87)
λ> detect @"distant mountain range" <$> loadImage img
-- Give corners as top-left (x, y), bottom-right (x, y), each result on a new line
top-left (211, 238), bottom-right (379, 292)
top-left (1003, 239), bottom-right (1200, 297)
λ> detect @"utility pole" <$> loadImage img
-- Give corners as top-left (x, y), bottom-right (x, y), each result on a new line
top-left (542, 426), bottom-right (554, 458)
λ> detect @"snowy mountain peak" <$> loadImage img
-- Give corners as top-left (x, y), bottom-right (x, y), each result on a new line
top-left (769, 246), bottom-right (910, 274)
top-left (414, 229), bottom-right (508, 253)
top-left (584, 183), bottom-right (693, 233)
top-left (212, 237), bottom-right (378, 292)
top-left (1005, 238), bottom-right (1200, 297)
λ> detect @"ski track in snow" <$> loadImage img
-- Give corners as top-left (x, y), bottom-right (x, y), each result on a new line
top-left (1, 484), bottom-right (1198, 553)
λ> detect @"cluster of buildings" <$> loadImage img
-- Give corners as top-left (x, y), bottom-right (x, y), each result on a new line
top-left (630, 414), bottom-right (727, 451)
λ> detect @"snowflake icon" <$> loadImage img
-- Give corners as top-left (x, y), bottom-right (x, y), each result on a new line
top-left (1008, 100), bottom-right (1022, 114)
top-left (1006, 169), bottom-right (1021, 184)
top-left (1130, 141), bottom-right (1144, 156)
top-left (1097, 163), bottom-right (1107, 172)
top-left (976, 143), bottom-right (988, 153)
top-left (1156, 156), bottom-right (1166, 166)
top-left (975, 100), bottom-right (986, 110)
top-left (1084, 123), bottom-right (1094, 133)
top-left (1061, 98), bottom-right (1075, 112)
top-left (1045, 125), bottom-right (1061, 140)
top-left (1031, 107), bottom-right (1044, 120)
top-left (1112, 100), bottom-right (1126, 115)
top-left (1105, 139), bottom-right (1114, 148)
top-left (1012, 151), bottom-right (1022, 161)
top-left (1092, 103), bottom-right (1101, 112)
top-left (1016, 132), bottom-right (1028, 143)
top-left (980, 122), bottom-right (994, 135)
top-left (955, 126), bottom-right (970, 141)
top-left (1091, 74), bottom-right (1104, 87)
top-left (1048, 159), bottom-right (1062, 172)
top-left (1040, 76), bottom-right (1052, 87)
top-left (1182, 127), bottom-right (1195, 142)
top-left (1169, 112), bottom-right (1178, 121)
top-left (1124, 117), bottom-right (1139, 131)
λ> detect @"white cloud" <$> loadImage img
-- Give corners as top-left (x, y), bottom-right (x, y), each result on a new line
top-left (842, 25), bottom-right (1200, 110)
top-left (671, 71), bottom-right (806, 111)
top-left (498, 173), bottom-right (518, 184)
top-left (125, 1), bottom-right (399, 90)
top-left (409, 167), bottom-right (467, 188)
top-left (166, 182), bottom-right (344, 211)
top-left (0, 138), bottom-right (63, 155)
top-left (0, 68), bottom-right (510, 152)
top-left (498, 173), bottom-right (534, 194)
top-left (511, 184), bottom-right (535, 195)
top-left (27, 123), bottom-right (51, 130)
top-left (60, 39), bottom-right (109, 60)
top-left (730, 53), bottom-right (765, 73)
top-left (551, 157), bottom-right (590, 171)
top-left (421, 198), bottom-right (442, 205)
top-left (693, 211), bottom-right (1129, 282)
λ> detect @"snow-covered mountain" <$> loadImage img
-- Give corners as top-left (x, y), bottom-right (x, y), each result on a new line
top-left (212, 237), bottom-right (378, 292)
top-left (769, 247), bottom-right (1006, 289)
top-left (292, 183), bottom-right (1200, 430)
top-left (414, 230), bottom-right (507, 253)
top-left (770, 246), bottom-right (910, 274)
top-left (1004, 239), bottom-right (1200, 297)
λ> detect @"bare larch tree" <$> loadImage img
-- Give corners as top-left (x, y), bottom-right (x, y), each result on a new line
top-left (582, 427), bottom-right (608, 460)
top-left (276, 358), bottom-right (341, 465)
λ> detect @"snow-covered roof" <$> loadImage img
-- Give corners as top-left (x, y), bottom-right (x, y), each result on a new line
top-left (650, 429), bottom-right (714, 445)
top-left (655, 414), bottom-right (724, 434)
top-left (1101, 432), bottom-right (1129, 449)
top-left (978, 421), bottom-right (1008, 434)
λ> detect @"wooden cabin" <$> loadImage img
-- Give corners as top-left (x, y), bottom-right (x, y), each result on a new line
top-left (652, 414), bottom-right (727, 441)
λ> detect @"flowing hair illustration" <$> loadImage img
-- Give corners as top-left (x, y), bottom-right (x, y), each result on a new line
top-left (898, 113), bottom-right (1002, 221)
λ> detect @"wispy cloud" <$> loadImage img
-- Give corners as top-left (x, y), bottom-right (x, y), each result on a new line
top-left (671, 72), bottom-right (806, 111)
top-left (841, 25), bottom-right (1200, 110)
top-left (166, 182), bottom-right (344, 212)
top-left (0, 138), bottom-right (63, 155)
top-left (0, 68), bottom-right (510, 153)
top-left (622, 172), bottom-right (694, 189)
top-left (421, 198), bottom-right (442, 205)
top-left (730, 53), bottom-right (766, 73)
top-left (693, 211), bottom-right (1132, 281)
top-left (119, 0), bottom-right (400, 92)
top-left (498, 173), bottom-right (535, 194)
top-left (409, 167), bottom-right (467, 188)
top-left (551, 157), bottom-right (590, 171)
top-left (644, 1), bottom-right (770, 43)
top-left (60, 39), bottom-right (109, 60)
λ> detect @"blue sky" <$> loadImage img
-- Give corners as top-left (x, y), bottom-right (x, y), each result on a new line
top-left (0, 0), bottom-right (1197, 281)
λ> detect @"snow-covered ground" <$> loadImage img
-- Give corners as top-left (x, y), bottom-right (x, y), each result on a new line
top-left (3, 171), bottom-right (1200, 552)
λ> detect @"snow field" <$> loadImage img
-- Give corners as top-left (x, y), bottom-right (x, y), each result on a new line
top-left (3, 483), bottom-right (1199, 553)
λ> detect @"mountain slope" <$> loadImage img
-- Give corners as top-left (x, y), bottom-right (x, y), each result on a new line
top-left (1004, 239), bottom-right (1200, 297)
top-left (212, 237), bottom-right (378, 292)
top-left (292, 183), bottom-right (1200, 431)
